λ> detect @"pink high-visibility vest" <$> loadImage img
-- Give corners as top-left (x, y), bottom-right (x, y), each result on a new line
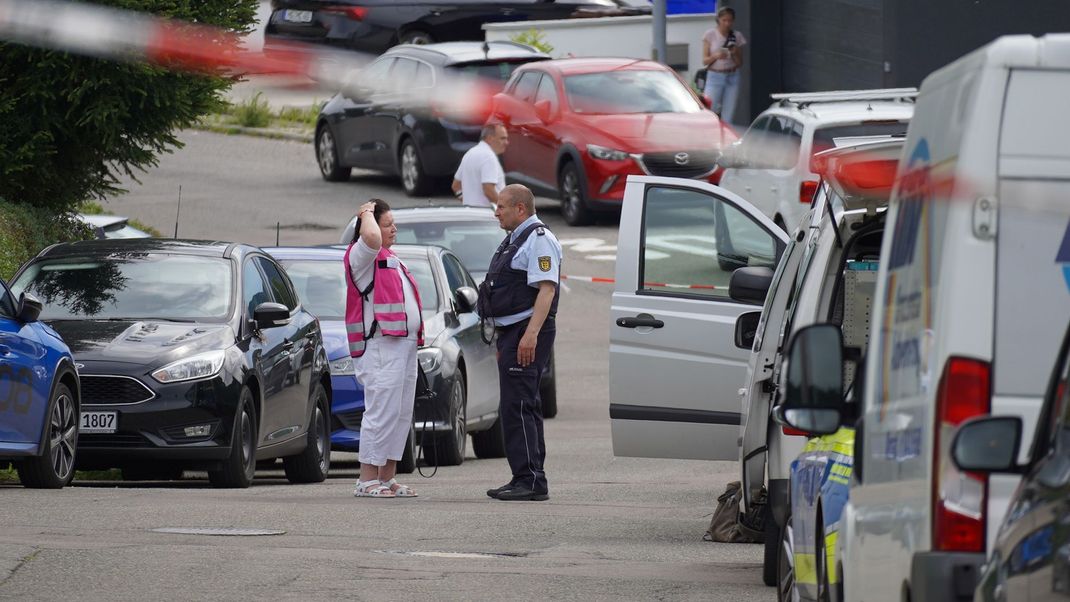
top-left (343, 244), bottom-right (424, 358)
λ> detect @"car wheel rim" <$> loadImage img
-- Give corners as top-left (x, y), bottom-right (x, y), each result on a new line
top-left (452, 379), bottom-right (466, 458)
top-left (779, 519), bottom-right (797, 602)
top-left (315, 405), bottom-right (328, 473)
top-left (318, 130), bottom-right (336, 175)
top-left (50, 393), bottom-right (76, 480)
top-left (401, 145), bottom-right (418, 191)
top-left (562, 171), bottom-right (580, 220)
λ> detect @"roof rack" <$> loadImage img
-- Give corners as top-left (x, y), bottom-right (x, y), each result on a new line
top-left (770, 88), bottom-right (918, 107)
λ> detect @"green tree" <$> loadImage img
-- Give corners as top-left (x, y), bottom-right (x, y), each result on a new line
top-left (0, 0), bottom-right (258, 212)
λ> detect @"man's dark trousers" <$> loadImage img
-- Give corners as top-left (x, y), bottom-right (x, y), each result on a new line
top-left (496, 318), bottom-right (555, 494)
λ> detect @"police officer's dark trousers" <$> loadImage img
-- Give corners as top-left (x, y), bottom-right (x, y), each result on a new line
top-left (495, 317), bottom-right (555, 494)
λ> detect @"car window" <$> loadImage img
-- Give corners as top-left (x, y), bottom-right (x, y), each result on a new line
top-left (277, 259), bottom-right (346, 321)
top-left (414, 62), bottom-right (434, 89)
top-left (255, 257), bottom-right (298, 312)
top-left (400, 255), bottom-right (439, 316)
top-left (362, 57), bottom-right (395, 84)
top-left (812, 121), bottom-right (909, 156)
top-left (394, 220), bottom-right (502, 275)
top-left (13, 255), bottom-right (233, 321)
top-left (739, 115), bottom-right (771, 163)
top-left (766, 116), bottom-right (803, 169)
top-left (0, 279), bottom-right (14, 318)
top-left (441, 253), bottom-right (468, 293)
top-left (391, 58), bottom-right (419, 85)
top-left (447, 60), bottom-right (540, 91)
top-left (534, 74), bottom-right (559, 113)
top-left (511, 71), bottom-right (542, 103)
top-left (640, 186), bottom-right (778, 300)
top-left (564, 69), bottom-right (701, 114)
top-left (243, 259), bottom-right (272, 318)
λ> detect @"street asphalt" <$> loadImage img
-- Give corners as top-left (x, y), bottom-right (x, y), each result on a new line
top-left (0, 131), bottom-right (771, 601)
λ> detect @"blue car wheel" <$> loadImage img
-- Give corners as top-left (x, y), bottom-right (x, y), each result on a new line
top-left (16, 381), bottom-right (78, 488)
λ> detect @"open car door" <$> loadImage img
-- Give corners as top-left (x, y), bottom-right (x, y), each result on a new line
top-left (610, 176), bottom-right (789, 460)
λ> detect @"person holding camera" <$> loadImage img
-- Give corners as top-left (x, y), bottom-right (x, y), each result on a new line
top-left (702, 6), bottom-right (746, 125)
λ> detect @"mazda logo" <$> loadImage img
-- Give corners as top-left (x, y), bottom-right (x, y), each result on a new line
top-left (674, 152), bottom-right (690, 165)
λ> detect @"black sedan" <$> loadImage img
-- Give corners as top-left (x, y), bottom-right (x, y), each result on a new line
top-left (270, 244), bottom-right (503, 466)
top-left (9, 239), bottom-right (333, 488)
top-left (952, 318), bottom-right (1070, 600)
top-left (266, 0), bottom-right (647, 56)
top-left (314, 41), bottom-right (548, 195)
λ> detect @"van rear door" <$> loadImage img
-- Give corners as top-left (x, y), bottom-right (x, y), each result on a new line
top-left (610, 176), bottom-right (788, 460)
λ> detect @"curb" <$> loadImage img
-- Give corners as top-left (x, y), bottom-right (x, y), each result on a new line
top-left (192, 123), bottom-right (313, 143)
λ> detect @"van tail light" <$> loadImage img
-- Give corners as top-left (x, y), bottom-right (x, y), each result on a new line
top-left (322, 6), bottom-right (368, 20)
top-left (782, 426), bottom-right (809, 437)
top-left (800, 180), bottom-right (819, 203)
top-left (932, 357), bottom-right (990, 553)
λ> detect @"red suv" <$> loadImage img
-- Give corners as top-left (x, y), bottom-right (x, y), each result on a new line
top-left (489, 58), bottom-right (737, 225)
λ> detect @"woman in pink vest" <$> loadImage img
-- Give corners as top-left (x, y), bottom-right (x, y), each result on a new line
top-left (344, 199), bottom-right (424, 498)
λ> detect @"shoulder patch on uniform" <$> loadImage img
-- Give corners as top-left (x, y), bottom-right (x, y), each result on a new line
top-left (538, 256), bottom-right (552, 272)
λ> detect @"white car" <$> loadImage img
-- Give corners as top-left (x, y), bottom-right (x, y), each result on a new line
top-left (717, 89), bottom-right (914, 233)
top-left (782, 34), bottom-right (1070, 602)
top-left (77, 213), bottom-right (151, 239)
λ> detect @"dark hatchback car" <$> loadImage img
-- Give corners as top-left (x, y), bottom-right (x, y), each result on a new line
top-left (266, 0), bottom-right (647, 56)
top-left (314, 41), bottom-right (548, 195)
top-left (10, 239), bottom-right (333, 488)
top-left (952, 319), bottom-right (1070, 601)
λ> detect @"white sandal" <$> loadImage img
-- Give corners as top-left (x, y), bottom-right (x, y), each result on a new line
top-left (382, 478), bottom-right (418, 498)
top-left (354, 479), bottom-right (395, 498)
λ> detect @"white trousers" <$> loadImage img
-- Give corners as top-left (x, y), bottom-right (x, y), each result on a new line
top-left (353, 337), bottom-right (417, 467)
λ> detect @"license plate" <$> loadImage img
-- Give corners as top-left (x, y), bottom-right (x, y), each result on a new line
top-left (80, 411), bottom-right (117, 434)
top-left (283, 9), bottom-right (313, 23)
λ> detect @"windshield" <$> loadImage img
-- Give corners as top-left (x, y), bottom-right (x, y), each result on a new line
top-left (394, 221), bottom-right (501, 275)
top-left (280, 256), bottom-right (439, 319)
top-left (12, 255), bottom-right (233, 321)
top-left (564, 69), bottom-right (701, 115)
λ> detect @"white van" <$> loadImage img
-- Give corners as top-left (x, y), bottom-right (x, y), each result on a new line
top-left (780, 34), bottom-right (1070, 602)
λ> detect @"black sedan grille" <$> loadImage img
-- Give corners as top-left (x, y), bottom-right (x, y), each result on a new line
top-left (640, 150), bottom-right (719, 179)
top-left (79, 433), bottom-right (150, 448)
top-left (80, 375), bottom-right (155, 405)
top-left (335, 409), bottom-right (363, 431)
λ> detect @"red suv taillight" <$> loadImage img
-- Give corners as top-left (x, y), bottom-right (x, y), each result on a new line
top-left (322, 5), bottom-right (368, 19)
top-left (800, 180), bottom-right (819, 204)
top-left (932, 357), bottom-right (990, 553)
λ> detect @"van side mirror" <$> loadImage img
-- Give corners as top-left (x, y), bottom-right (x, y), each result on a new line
top-left (454, 286), bottom-right (478, 314)
top-left (534, 99), bottom-right (553, 123)
top-left (734, 310), bottom-right (761, 350)
top-left (780, 323), bottom-right (844, 435)
top-left (729, 266), bottom-right (774, 305)
top-left (16, 292), bottom-right (43, 323)
top-left (253, 302), bottom-right (291, 329)
top-left (951, 416), bottom-right (1024, 474)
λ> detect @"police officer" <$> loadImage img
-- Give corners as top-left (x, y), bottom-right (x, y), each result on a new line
top-left (480, 184), bottom-right (561, 502)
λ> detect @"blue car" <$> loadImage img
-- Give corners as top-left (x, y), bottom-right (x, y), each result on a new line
top-left (0, 277), bottom-right (80, 488)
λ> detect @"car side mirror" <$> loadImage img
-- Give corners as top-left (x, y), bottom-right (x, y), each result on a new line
top-left (780, 323), bottom-right (845, 436)
top-left (951, 416), bottom-right (1024, 474)
top-left (16, 292), bottom-right (42, 323)
top-left (729, 266), bottom-right (774, 305)
top-left (734, 310), bottom-right (761, 350)
top-left (253, 302), bottom-right (291, 329)
top-left (534, 99), bottom-right (553, 123)
top-left (454, 286), bottom-right (478, 314)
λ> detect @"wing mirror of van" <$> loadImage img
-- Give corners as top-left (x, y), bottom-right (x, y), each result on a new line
top-left (951, 416), bottom-right (1024, 474)
top-left (734, 310), bottom-right (761, 350)
top-left (16, 292), bottom-right (43, 323)
top-left (729, 266), bottom-right (774, 305)
top-left (780, 323), bottom-right (845, 436)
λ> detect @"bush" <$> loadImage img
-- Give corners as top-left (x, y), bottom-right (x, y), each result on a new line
top-left (509, 29), bottom-right (554, 55)
top-left (0, 199), bottom-right (91, 280)
top-left (230, 92), bottom-right (273, 128)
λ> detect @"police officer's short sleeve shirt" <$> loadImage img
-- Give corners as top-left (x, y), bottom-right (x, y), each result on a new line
top-left (509, 215), bottom-right (562, 288)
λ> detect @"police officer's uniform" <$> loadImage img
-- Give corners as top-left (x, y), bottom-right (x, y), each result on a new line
top-left (480, 214), bottom-right (561, 497)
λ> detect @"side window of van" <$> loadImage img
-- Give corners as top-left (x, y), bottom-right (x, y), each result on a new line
top-left (640, 186), bottom-right (779, 300)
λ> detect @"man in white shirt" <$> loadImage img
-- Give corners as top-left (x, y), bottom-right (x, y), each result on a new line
top-left (452, 123), bottom-right (508, 208)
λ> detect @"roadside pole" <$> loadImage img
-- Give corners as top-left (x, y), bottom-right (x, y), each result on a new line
top-left (653, 0), bottom-right (666, 64)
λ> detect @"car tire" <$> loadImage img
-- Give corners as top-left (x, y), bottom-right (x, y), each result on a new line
top-left (16, 382), bottom-right (77, 489)
top-left (121, 465), bottom-right (184, 481)
top-left (208, 387), bottom-right (257, 489)
top-left (397, 425), bottom-right (416, 474)
top-left (399, 138), bottom-right (432, 197)
top-left (471, 416), bottom-right (506, 458)
top-left (316, 125), bottom-right (351, 182)
top-left (539, 351), bottom-right (558, 419)
top-left (763, 505), bottom-right (779, 587)
top-left (431, 376), bottom-right (466, 466)
top-left (815, 512), bottom-right (831, 602)
top-left (559, 161), bottom-right (594, 226)
top-left (283, 384), bottom-right (331, 484)
top-left (398, 29), bottom-right (434, 45)
top-left (777, 515), bottom-right (796, 602)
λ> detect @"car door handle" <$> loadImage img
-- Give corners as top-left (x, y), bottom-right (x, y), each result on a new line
top-left (616, 316), bottom-right (664, 329)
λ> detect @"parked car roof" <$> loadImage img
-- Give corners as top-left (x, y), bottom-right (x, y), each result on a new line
top-left (392, 206), bottom-right (498, 223)
top-left (36, 238), bottom-right (244, 259)
top-left (385, 41), bottom-right (549, 66)
top-left (525, 57), bottom-right (666, 76)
